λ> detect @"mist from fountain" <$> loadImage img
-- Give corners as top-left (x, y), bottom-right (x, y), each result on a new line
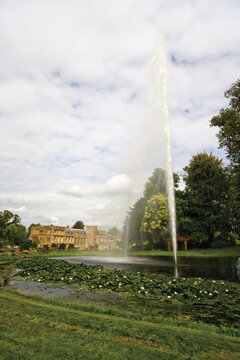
top-left (124, 44), bottom-right (177, 271)
top-left (150, 46), bottom-right (178, 267)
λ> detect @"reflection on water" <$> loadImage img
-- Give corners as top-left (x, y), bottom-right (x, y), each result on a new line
top-left (57, 255), bottom-right (240, 282)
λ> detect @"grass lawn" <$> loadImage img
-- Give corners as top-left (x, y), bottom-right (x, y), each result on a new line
top-left (1, 247), bottom-right (240, 259)
top-left (129, 247), bottom-right (240, 257)
top-left (0, 288), bottom-right (240, 360)
top-left (44, 247), bottom-right (240, 258)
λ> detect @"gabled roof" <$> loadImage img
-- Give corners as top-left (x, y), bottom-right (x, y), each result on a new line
top-left (165, 234), bottom-right (189, 242)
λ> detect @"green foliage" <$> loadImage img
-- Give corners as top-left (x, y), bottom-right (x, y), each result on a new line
top-left (19, 240), bottom-right (36, 251)
top-left (210, 79), bottom-right (240, 235)
top-left (58, 243), bottom-right (66, 250)
top-left (15, 257), bottom-right (240, 329)
top-left (72, 220), bottom-right (85, 229)
top-left (107, 227), bottom-right (120, 236)
top-left (141, 193), bottom-right (169, 249)
top-left (4, 223), bottom-right (28, 246)
top-left (28, 223), bottom-right (41, 236)
top-left (183, 152), bottom-right (231, 248)
top-left (0, 210), bottom-right (28, 248)
top-left (68, 244), bottom-right (75, 250)
top-left (51, 243), bottom-right (58, 248)
top-left (123, 169), bottom-right (180, 250)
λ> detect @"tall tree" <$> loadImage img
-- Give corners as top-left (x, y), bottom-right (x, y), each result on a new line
top-left (72, 221), bottom-right (85, 229)
top-left (107, 227), bottom-right (121, 236)
top-left (0, 210), bottom-right (27, 247)
top-left (210, 79), bottom-right (240, 235)
top-left (183, 153), bottom-right (231, 247)
top-left (123, 168), bottom-right (181, 249)
top-left (141, 193), bottom-right (169, 249)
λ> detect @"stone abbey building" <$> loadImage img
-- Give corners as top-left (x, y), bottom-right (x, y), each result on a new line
top-left (29, 225), bottom-right (120, 251)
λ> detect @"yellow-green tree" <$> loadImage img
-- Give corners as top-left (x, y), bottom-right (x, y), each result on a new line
top-left (141, 193), bottom-right (169, 248)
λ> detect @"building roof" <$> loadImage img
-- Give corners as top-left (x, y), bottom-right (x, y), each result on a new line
top-left (67, 228), bottom-right (86, 234)
top-left (165, 234), bottom-right (189, 242)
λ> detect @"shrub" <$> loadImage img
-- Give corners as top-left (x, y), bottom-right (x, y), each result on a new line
top-left (51, 243), bottom-right (58, 248)
top-left (68, 244), bottom-right (75, 250)
top-left (43, 244), bottom-right (49, 251)
top-left (58, 243), bottom-right (66, 250)
top-left (211, 240), bottom-right (228, 249)
top-left (20, 242), bottom-right (31, 251)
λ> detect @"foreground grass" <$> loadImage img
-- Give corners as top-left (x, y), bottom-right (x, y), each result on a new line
top-left (0, 288), bottom-right (240, 360)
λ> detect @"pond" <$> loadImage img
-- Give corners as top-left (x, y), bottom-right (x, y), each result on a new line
top-left (56, 255), bottom-right (240, 282)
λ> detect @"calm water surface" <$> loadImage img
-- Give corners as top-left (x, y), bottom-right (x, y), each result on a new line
top-left (57, 255), bottom-right (240, 283)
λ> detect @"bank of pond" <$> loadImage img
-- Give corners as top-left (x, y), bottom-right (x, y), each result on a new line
top-left (6, 256), bottom-right (239, 329)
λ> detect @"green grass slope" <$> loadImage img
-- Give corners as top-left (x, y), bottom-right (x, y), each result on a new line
top-left (0, 289), bottom-right (239, 360)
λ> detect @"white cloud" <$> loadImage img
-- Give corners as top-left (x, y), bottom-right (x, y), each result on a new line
top-left (0, 0), bottom-right (239, 229)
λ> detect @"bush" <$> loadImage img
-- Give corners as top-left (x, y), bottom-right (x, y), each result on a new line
top-left (43, 244), bottom-right (49, 252)
top-left (51, 243), bottom-right (58, 248)
top-left (58, 243), bottom-right (66, 250)
top-left (68, 244), bottom-right (75, 250)
top-left (20, 242), bottom-right (31, 251)
top-left (20, 240), bottom-right (36, 251)
top-left (211, 240), bottom-right (228, 249)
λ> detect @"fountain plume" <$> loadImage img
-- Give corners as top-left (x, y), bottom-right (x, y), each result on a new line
top-left (150, 45), bottom-right (177, 266)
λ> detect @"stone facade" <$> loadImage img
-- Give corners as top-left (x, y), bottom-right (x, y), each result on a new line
top-left (29, 224), bottom-right (120, 251)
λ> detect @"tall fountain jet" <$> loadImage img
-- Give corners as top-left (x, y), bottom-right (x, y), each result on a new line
top-left (150, 45), bottom-right (178, 268)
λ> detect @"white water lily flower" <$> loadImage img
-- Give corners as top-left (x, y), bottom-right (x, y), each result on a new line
top-left (212, 280), bottom-right (216, 283)
top-left (99, 285), bottom-right (102, 288)
top-left (174, 292), bottom-right (177, 294)
top-left (168, 281), bottom-right (172, 284)
top-left (167, 296), bottom-right (171, 298)
top-left (209, 293), bottom-right (212, 296)
top-left (141, 287), bottom-right (145, 290)
top-left (91, 286), bottom-right (94, 288)
top-left (225, 289), bottom-right (229, 292)
top-left (28, 273), bottom-right (31, 275)
top-left (221, 281), bottom-right (225, 285)
top-left (69, 277), bottom-right (73, 280)
top-left (194, 295), bottom-right (197, 298)
top-left (61, 277), bottom-right (64, 280)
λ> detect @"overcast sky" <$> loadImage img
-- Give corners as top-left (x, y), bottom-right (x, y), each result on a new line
top-left (0, 0), bottom-right (239, 229)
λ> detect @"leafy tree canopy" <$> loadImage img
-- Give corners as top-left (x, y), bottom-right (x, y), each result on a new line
top-left (183, 152), bottom-right (231, 247)
top-left (72, 220), bottom-right (85, 229)
top-left (141, 193), bottom-right (169, 235)
top-left (107, 227), bottom-right (121, 236)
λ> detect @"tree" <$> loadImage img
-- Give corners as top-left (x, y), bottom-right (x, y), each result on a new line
top-left (123, 168), bottom-right (181, 250)
top-left (0, 210), bottom-right (27, 247)
top-left (210, 79), bottom-right (240, 235)
top-left (0, 210), bottom-right (21, 238)
top-left (123, 197), bottom-right (147, 249)
top-left (141, 193), bottom-right (169, 249)
top-left (107, 227), bottom-right (120, 236)
top-left (72, 221), bottom-right (85, 229)
top-left (143, 168), bottom-right (180, 199)
top-left (183, 152), bottom-right (231, 247)
top-left (4, 223), bottom-right (28, 246)
top-left (28, 223), bottom-right (41, 237)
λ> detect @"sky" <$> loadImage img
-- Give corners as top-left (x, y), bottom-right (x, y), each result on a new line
top-left (0, 0), bottom-right (240, 229)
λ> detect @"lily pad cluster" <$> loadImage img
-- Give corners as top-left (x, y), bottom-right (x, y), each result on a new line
top-left (16, 257), bottom-right (239, 304)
